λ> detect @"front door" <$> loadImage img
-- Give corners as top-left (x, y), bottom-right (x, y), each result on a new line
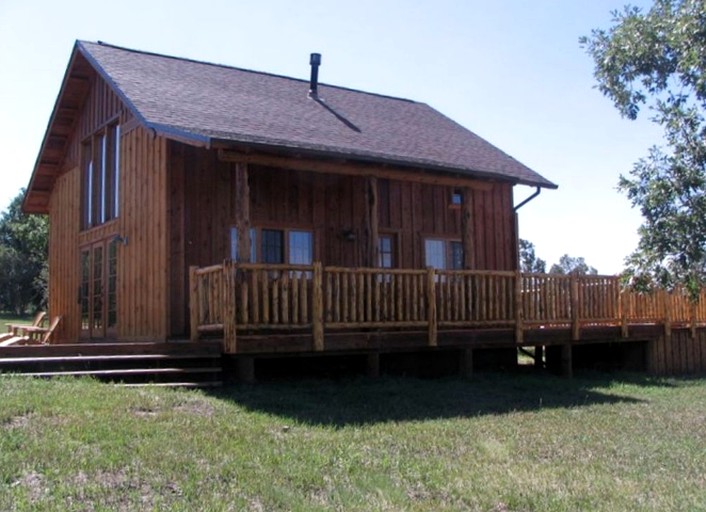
top-left (80, 239), bottom-right (118, 339)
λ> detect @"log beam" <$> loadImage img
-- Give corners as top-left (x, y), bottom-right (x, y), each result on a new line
top-left (218, 149), bottom-right (494, 190)
top-left (234, 162), bottom-right (251, 263)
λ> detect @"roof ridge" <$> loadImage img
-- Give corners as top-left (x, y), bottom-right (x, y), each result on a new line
top-left (78, 40), bottom-right (418, 104)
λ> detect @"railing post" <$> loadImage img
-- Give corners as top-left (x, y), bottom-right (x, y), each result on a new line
top-left (662, 289), bottom-right (672, 344)
top-left (427, 267), bottom-right (437, 347)
top-left (571, 274), bottom-right (580, 341)
top-left (189, 266), bottom-right (199, 342)
top-left (312, 262), bottom-right (324, 351)
top-left (620, 289), bottom-right (629, 338)
top-left (223, 261), bottom-right (237, 354)
top-left (514, 270), bottom-right (524, 344)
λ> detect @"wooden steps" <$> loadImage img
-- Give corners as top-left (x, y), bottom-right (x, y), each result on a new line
top-left (0, 342), bottom-right (223, 387)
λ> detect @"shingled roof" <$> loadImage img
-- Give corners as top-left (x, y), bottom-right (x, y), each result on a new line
top-left (26, 41), bottom-right (555, 212)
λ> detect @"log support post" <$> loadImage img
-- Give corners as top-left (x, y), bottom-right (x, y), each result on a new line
top-left (313, 262), bottom-right (324, 351)
top-left (460, 348), bottom-right (473, 379)
top-left (461, 187), bottom-right (475, 270)
top-left (427, 267), bottom-right (438, 347)
top-left (365, 176), bottom-right (379, 268)
top-left (223, 260), bottom-right (237, 354)
top-left (514, 270), bottom-right (524, 344)
top-left (189, 266), bottom-right (199, 341)
top-left (561, 343), bottom-right (573, 379)
top-left (237, 356), bottom-right (255, 384)
top-left (571, 274), bottom-right (580, 341)
top-left (235, 162), bottom-right (251, 263)
top-left (534, 345), bottom-right (544, 369)
top-left (367, 352), bottom-right (380, 378)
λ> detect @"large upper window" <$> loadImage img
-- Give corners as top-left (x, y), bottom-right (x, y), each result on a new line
top-left (379, 234), bottom-right (395, 268)
top-left (82, 123), bottom-right (120, 229)
top-left (424, 239), bottom-right (464, 270)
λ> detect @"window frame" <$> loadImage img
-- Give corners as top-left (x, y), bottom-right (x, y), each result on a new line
top-left (424, 237), bottom-right (464, 270)
top-left (81, 120), bottom-right (120, 230)
top-left (230, 226), bottom-right (314, 266)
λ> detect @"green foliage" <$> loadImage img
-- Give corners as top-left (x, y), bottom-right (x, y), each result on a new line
top-left (549, 254), bottom-right (599, 275)
top-left (581, 0), bottom-right (706, 296)
top-left (519, 239), bottom-right (546, 273)
top-left (0, 189), bottom-right (48, 314)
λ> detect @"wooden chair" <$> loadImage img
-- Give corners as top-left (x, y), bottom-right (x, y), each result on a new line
top-left (0, 312), bottom-right (47, 342)
top-left (0, 316), bottom-right (62, 347)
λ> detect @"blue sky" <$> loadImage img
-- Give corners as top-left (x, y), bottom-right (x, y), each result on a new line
top-left (0, 0), bottom-right (661, 273)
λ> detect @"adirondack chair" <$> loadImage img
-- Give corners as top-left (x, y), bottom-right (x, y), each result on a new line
top-left (0, 312), bottom-right (47, 342)
top-left (0, 316), bottom-right (62, 347)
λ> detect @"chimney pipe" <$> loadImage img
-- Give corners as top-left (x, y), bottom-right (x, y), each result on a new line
top-left (309, 53), bottom-right (321, 97)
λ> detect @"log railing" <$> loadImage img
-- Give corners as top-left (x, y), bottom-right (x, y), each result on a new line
top-left (189, 262), bottom-right (706, 353)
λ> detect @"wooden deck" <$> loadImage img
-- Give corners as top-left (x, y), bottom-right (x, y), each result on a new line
top-left (182, 261), bottom-right (706, 376)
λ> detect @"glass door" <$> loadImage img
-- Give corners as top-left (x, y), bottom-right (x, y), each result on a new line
top-left (80, 239), bottom-right (118, 339)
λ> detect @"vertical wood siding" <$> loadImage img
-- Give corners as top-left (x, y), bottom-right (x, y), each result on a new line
top-left (118, 127), bottom-right (168, 340)
top-left (47, 168), bottom-right (81, 342)
top-left (48, 68), bottom-right (168, 341)
top-left (649, 329), bottom-right (706, 375)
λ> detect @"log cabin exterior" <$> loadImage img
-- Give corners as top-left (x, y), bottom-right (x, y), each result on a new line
top-left (24, 41), bottom-right (557, 347)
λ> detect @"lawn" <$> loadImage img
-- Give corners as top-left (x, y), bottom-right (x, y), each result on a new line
top-left (1, 373), bottom-right (705, 511)
top-left (0, 313), bottom-right (29, 334)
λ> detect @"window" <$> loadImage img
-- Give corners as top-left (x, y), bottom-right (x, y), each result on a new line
top-left (425, 239), bottom-right (464, 269)
top-left (289, 230), bottom-right (313, 265)
top-left (82, 123), bottom-right (120, 229)
top-left (379, 234), bottom-right (395, 268)
top-left (451, 190), bottom-right (463, 207)
top-left (229, 227), bottom-right (313, 265)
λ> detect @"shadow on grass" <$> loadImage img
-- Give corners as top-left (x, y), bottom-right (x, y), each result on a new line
top-left (209, 372), bottom-right (651, 427)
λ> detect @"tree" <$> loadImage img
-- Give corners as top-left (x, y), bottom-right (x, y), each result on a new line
top-left (519, 239), bottom-right (546, 273)
top-left (0, 189), bottom-right (48, 314)
top-left (581, 0), bottom-right (706, 296)
top-left (549, 255), bottom-right (598, 276)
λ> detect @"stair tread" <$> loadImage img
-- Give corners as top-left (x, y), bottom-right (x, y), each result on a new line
top-left (2, 367), bottom-right (222, 378)
top-left (118, 381), bottom-right (224, 388)
top-left (0, 354), bottom-right (221, 364)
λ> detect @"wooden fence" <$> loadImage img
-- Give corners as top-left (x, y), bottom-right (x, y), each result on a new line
top-left (189, 262), bottom-right (706, 353)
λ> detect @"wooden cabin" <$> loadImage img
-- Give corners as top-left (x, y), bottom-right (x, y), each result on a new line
top-left (24, 40), bottom-right (557, 345)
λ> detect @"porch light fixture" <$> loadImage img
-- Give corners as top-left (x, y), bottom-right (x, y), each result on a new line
top-left (342, 229), bottom-right (356, 242)
top-left (112, 234), bottom-right (128, 246)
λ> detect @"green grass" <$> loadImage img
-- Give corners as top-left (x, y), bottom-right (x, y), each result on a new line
top-left (1, 373), bottom-right (705, 511)
top-left (0, 313), bottom-right (29, 334)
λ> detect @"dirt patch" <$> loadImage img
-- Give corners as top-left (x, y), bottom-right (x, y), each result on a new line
top-left (131, 407), bottom-right (159, 418)
top-left (2, 411), bottom-right (36, 429)
top-left (11, 471), bottom-right (46, 502)
top-left (173, 398), bottom-right (215, 418)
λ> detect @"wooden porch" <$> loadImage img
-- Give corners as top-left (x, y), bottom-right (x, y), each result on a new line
top-left (188, 262), bottom-right (706, 371)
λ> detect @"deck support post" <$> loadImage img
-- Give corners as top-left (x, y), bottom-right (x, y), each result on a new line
top-left (514, 270), bottom-right (524, 343)
top-left (235, 162), bottom-right (251, 263)
top-left (367, 352), bottom-right (380, 378)
top-left (312, 262), bottom-right (324, 351)
top-left (237, 356), bottom-right (255, 383)
top-left (189, 266), bottom-right (199, 341)
top-left (534, 345), bottom-right (544, 369)
top-left (223, 260), bottom-right (237, 354)
top-left (571, 274), bottom-right (580, 341)
top-left (427, 267), bottom-right (438, 347)
top-left (561, 343), bottom-right (573, 378)
top-left (365, 176), bottom-right (379, 268)
top-left (460, 348), bottom-right (473, 378)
